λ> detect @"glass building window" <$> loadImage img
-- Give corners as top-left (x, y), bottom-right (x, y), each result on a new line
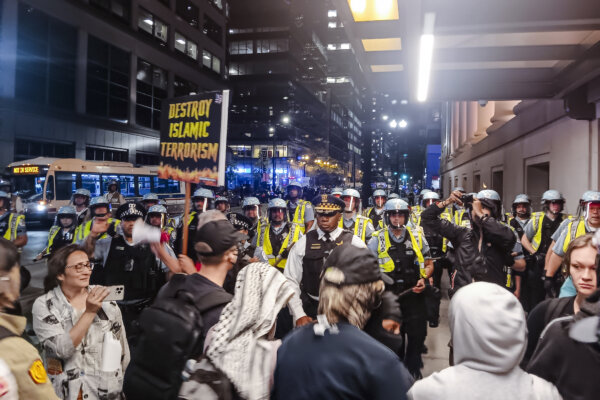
top-left (86, 145), bottom-right (129, 162)
top-left (15, 4), bottom-right (76, 110)
top-left (202, 50), bottom-right (221, 74)
top-left (203, 15), bottom-right (222, 44)
top-left (136, 59), bottom-right (167, 130)
top-left (138, 8), bottom-right (168, 44)
top-left (209, 0), bottom-right (224, 11)
top-left (229, 40), bottom-right (253, 55)
top-left (136, 152), bottom-right (160, 165)
top-left (174, 75), bottom-right (198, 97)
top-left (176, 0), bottom-right (198, 27)
top-left (90, 0), bottom-right (130, 22)
top-left (174, 32), bottom-right (198, 60)
top-left (256, 39), bottom-right (289, 54)
top-left (14, 139), bottom-right (75, 161)
top-left (86, 35), bottom-right (130, 121)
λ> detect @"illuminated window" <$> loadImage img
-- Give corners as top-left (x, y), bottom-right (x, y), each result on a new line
top-left (138, 9), bottom-right (168, 44)
top-left (174, 32), bottom-right (198, 60)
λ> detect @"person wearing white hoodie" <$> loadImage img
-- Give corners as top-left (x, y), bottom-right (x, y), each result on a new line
top-left (408, 282), bottom-right (562, 400)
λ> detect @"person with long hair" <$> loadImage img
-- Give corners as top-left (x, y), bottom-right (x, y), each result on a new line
top-left (32, 244), bottom-right (129, 400)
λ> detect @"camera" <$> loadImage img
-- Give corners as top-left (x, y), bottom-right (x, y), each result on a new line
top-left (461, 194), bottom-right (474, 205)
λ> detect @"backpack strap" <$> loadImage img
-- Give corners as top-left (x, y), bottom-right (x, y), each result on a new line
top-left (544, 297), bottom-right (573, 326)
top-left (0, 326), bottom-right (17, 341)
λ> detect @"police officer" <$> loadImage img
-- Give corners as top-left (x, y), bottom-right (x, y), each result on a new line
top-left (175, 187), bottom-right (214, 260)
top-left (36, 206), bottom-right (77, 260)
top-left (105, 179), bottom-right (125, 209)
top-left (367, 198), bottom-right (433, 379)
top-left (227, 212), bottom-right (256, 264)
top-left (140, 192), bottom-right (160, 211)
top-left (389, 192), bottom-right (400, 200)
top-left (364, 189), bottom-right (387, 229)
top-left (284, 194), bottom-right (364, 326)
top-left (520, 189), bottom-right (568, 305)
top-left (214, 195), bottom-right (230, 214)
top-left (286, 182), bottom-right (314, 233)
top-left (146, 204), bottom-right (176, 247)
top-left (0, 191), bottom-right (27, 248)
top-left (0, 238), bottom-right (58, 399)
top-left (0, 179), bottom-right (23, 214)
top-left (331, 187), bottom-right (343, 198)
top-left (254, 198), bottom-right (302, 269)
top-left (544, 190), bottom-right (600, 297)
top-left (506, 194), bottom-right (532, 308)
top-left (341, 188), bottom-right (375, 243)
top-left (73, 196), bottom-right (119, 242)
top-left (83, 202), bottom-right (174, 346)
top-left (70, 188), bottom-right (92, 227)
top-left (242, 196), bottom-right (262, 240)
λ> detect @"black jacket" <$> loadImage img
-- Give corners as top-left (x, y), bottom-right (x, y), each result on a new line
top-left (421, 205), bottom-right (516, 292)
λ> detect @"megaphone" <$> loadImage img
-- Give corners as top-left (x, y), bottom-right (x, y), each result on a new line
top-left (132, 219), bottom-right (161, 245)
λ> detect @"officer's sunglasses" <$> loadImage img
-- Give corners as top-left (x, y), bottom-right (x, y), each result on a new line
top-left (316, 211), bottom-right (339, 218)
top-left (65, 261), bottom-right (93, 272)
top-left (94, 212), bottom-right (109, 218)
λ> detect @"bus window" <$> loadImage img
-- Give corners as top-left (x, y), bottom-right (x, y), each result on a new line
top-left (81, 174), bottom-right (101, 196)
top-left (138, 176), bottom-right (152, 195)
top-left (154, 177), bottom-right (180, 194)
top-left (102, 175), bottom-right (135, 197)
top-left (45, 175), bottom-right (55, 201)
top-left (55, 172), bottom-right (77, 200)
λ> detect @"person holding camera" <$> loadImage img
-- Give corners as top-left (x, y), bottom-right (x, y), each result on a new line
top-left (421, 189), bottom-right (518, 295)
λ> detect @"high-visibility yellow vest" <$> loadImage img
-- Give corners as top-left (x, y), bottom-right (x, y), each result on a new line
top-left (44, 226), bottom-right (61, 255)
top-left (287, 200), bottom-right (310, 233)
top-left (375, 227), bottom-right (426, 278)
top-left (339, 214), bottom-right (372, 242)
top-left (441, 211), bottom-right (453, 252)
top-left (73, 218), bottom-right (120, 242)
top-left (562, 218), bottom-right (587, 253)
top-left (410, 211), bottom-right (421, 227)
top-left (2, 213), bottom-right (25, 242)
top-left (530, 212), bottom-right (571, 252)
top-left (412, 205), bottom-right (422, 214)
top-left (258, 222), bottom-right (302, 269)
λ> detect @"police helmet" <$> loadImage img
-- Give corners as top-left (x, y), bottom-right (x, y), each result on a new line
top-left (73, 188), bottom-right (91, 198)
top-left (342, 188), bottom-right (360, 199)
top-left (193, 188), bottom-right (215, 200)
top-left (388, 193), bottom-right (400, 200)
top-left (57, 206), bottom-right (76, 216)
top-left (421, 191), bottom-right (440, 207)
top-left (513, 194), bottom-right (530, 205)
top-left (268, 198), bottom-right (287, 210)
top-left (331, 187), bottom-right (343, 196)
top-left (372, 189), bottom-right (387, 198)
top-left (420, 189), bottom-right (432, 196)
top-left (581, 191), bottom-right (600, 204)
top-left (147, 205), bottom-right (167, 215)
top-left (477, 190), bottom-right (501, 202)
top-left (142, 193), bottom-right (159, 201)
top-left (477, 190), bottom-right (502, 218)
top-left (288, 182), bottom-right (302, 190)
top-left (384, 199), bottom-right (410, 228)
top-left (242, 197), bottom-right (260, 208)
top-left (107, 180), bottom-right (119, 189)
top-left (89, 195), bottom-right (110, 210)
top-left (215, 196), bottom-right (229, 204)
top-left (541, 189), bottom-right (564, 204)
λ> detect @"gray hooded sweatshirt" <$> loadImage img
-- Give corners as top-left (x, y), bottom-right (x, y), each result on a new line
top-left (408, 282), bottom-right (562, 400)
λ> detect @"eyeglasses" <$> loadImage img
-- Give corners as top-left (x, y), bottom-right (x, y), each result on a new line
top-left (94, 213), bottom-right (108, 218)
top-left (65, 261), bottom-right (93, 272)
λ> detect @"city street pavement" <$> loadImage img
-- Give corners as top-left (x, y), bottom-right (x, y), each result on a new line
top-left (17, 226), bottom-right (452, 377)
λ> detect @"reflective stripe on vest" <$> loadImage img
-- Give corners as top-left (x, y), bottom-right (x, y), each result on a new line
top-left (288, 200), bottom-right (307, 233)
top-left (376, 227), bottom-right (426, 277)
top-left (186, 211), bottom-right (198, 227)
top-left (441, 212), bottom-right (453, 252)
top-left (530, 212), bottom-right (545, 252)
top-left (261, 223), bottom-right (301, 268)
top-left (45, 226), bottom-right (61, 255)
top-left (73, 218), bottom-right (120, 242)
top-left (562, 219), bottom-right (587, 253)
top-left (2, 213), bottom-right (23, 242)
top-left (454, 209), bottom-right (466, 226)
top-left (339, 215), bottom-right (371, 242)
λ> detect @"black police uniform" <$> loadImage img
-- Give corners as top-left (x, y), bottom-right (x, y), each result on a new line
top-left (366, 208), bottom-right (384, 228)
top-left (175, 212), bottom-right (200, 261)
top-left (385, 231), bottom-right (428, 379)
top-left (420, 221), bottom-right (445, 326)
top-left (49, 227), bottom-right (76, 254)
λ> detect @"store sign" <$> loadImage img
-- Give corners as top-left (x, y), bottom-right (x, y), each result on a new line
top-left (158, 90), bottom-right (229, 186)
top-left (13, 166), bottom-right (39, 175)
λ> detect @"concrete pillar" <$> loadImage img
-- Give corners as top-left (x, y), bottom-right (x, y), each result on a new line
top-left (466, 101), bottom-right (478, 144)
top-left (487, 100), bottom-right (520, 133)
top-left (75, 29), bottom-right (88, 114)
top-left (473, 101), bottom-right (494, 143)
top-left (451, 101), bottom-right (460, 155)
top-left (0, 0), bottom-right (18, 98)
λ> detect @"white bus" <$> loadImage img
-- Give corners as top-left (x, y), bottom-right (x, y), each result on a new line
top-left (6, 158), bottom-right (185, 224)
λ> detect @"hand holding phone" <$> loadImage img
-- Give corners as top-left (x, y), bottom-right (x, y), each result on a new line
top-left (103, 285), bottom-right (125, 302)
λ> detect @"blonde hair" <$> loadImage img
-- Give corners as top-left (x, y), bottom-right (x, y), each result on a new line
top-left (317, 279), bottom-right (385, 329)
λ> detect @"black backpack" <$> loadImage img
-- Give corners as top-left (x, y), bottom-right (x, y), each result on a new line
top-left (124, 274), bottom-right (232, 400)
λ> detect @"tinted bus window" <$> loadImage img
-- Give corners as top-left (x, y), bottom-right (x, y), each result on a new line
top-left (102, 175), bottom-right (135, 197)
top-left (138, 176), bottom-right (152, 195)
top-left (153, 177), bottom-right (180, 194)
top-left (55, 172), bottom-right (77, 200)
top-left (81, 174), bottom-right (101, 196)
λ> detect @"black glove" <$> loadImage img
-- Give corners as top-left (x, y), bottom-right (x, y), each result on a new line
top-left (543, 276), bottom-right (555, 298)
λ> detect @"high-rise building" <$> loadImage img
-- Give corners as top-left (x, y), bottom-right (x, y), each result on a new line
top-left (0, 0), bottom-right (227, 168)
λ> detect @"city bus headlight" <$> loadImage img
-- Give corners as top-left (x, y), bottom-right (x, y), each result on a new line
top-left (37, 203), bottom-right (47, 211)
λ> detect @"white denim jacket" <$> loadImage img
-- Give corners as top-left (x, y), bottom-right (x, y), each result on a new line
top-left (32, 286), bottom-right (130, 400)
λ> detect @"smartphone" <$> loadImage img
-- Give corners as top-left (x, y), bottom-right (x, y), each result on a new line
top-left (103, 285), bottom-right (125, 302)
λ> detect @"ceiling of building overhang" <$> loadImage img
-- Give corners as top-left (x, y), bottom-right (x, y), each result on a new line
top-left (332, 0), bottom-right (600, 101)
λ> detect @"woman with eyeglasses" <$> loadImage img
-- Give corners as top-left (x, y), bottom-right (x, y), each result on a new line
top-left (32, 244), bottom-right (129, 400)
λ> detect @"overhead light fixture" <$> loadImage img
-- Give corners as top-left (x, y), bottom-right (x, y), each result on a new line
top-left (349, 0), bottom-right (366, 14)
top-left (348, 0), bottom-right (398, 22)
top-left (281, 115), bottom-right (291, 124)
top-left (382, 115), bottom-right (388, 121)
top-left (269, 127), bottom-right (275, 133)
top-left (417, 13), bottom-right (436, 102)
top-left (176, 39), bottom-right (186, 45)
top-left (143, 18), bottom-right (154, 25)
top-left (391, 99), bottom-right (397, 105)
top-left (389, 119), bottom-right (398, 128)
top-left (361, 38), bottom-right (402, 52)
top-left (401, 99), bottom-right (408, 105)
top-left (371, 64), bottom-right (404, 73)
top-left (399, 119), bottom-right (408, 128)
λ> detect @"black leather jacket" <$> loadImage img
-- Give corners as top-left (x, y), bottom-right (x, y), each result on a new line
top-left (421, 204), bottom-right (516, 292)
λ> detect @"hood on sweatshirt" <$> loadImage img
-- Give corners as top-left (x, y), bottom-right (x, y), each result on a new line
top-left (450, 282), bottom-right (527, 373)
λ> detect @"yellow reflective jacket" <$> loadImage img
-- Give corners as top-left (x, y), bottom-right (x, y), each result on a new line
top-left (562, 218), bottom-right (587, 253)
top-left (258, 222), bottom-right (302, 269)
top-left (374, 227), bottom-right (426, 278)
top-left (2, 213), bottom-right (25, 242)
top-left (339, 214), bottom-right (372, 243)
top-left (73, 218), bottom-right (120, 242)
top-left (287, 200), bottom-right (310, 233)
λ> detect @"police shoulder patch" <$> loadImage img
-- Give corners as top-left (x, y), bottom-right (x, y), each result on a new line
top-left (28, 360), bottom-right (48, 384)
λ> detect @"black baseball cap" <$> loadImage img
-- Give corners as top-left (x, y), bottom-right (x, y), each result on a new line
top-left (322, 244), bottom-right (393, 285)
top-left (194, 220), bottom-right (248, 256)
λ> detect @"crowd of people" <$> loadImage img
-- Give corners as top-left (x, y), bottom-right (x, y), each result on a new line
top-left (0, 179), bottom-right (599, 399)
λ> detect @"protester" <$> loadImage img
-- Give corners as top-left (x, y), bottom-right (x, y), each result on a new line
top-left (523, 233), bottom-right (597, 365)
top-left (0, 238), bottom-right (58, 399)
top-left (272, 244), bottom-right (413, 400)
top-left (32, 244), bottom-right (129, 400)
top-left (408, 282), bottom-right (562, 400)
